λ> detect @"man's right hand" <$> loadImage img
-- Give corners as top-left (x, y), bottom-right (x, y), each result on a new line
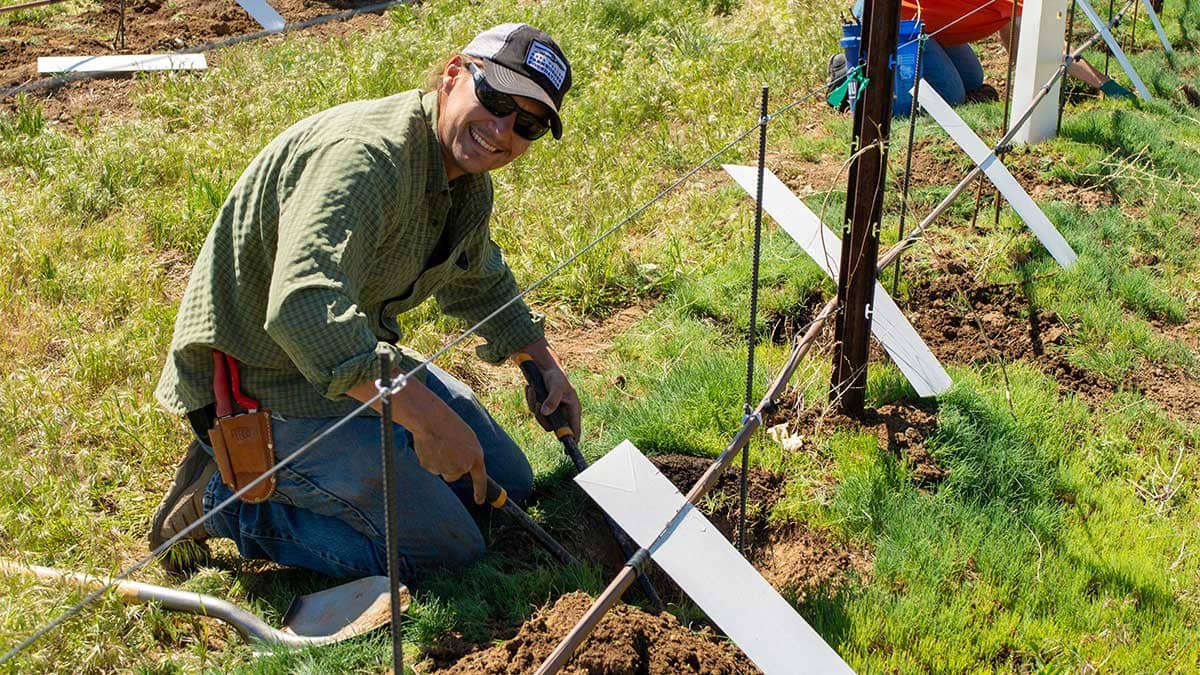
top-left (347, 373), bottom-right (489, 504)
top-left (409, 416), bottom-right (489, 505)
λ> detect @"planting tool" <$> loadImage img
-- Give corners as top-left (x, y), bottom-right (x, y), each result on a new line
top-left (485, 477), bottom-right (579, 567)
top-left (514, 353), bottom-right (663, 612)
top-left (0, 560), bottom-right (404, 648)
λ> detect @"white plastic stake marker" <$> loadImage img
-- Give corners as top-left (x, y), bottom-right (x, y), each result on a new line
top-left (1074, 0), bottom-right (1152, 99)
top-left (1010, 0), bottom-right (1067, 145)
top-left (723, 165), bottom-right (952, 398)
top-left (916, 83), bottom-right (1078, 268)
top-left (38, 54), bottom-right (207, 73)
top-left (1140, 0), bottom-right (1174, 54)
top-left (575, 440), bottom-right (856, 675)
top-left (236, 0), bottom-right (286, 32)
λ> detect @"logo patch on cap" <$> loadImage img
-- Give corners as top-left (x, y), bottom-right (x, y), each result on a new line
top-left (526, 41), bottom-right (567, 91)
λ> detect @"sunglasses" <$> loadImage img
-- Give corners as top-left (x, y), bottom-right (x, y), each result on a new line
top-left (467, 63), bottom-right (552, 141)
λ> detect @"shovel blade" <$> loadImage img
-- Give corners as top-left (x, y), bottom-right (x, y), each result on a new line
top-left (281, 575), bottom-right (408, 642)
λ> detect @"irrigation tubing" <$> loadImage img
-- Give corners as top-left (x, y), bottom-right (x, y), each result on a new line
top-left (2, 0), bottom-right (1132, 663)
top-left (0, 0), bottom-right (67, 14)
top-left (0, 0), bottom-right (414, 100)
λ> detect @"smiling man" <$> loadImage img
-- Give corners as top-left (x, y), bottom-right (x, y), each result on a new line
top-left (150, 23), bottom-right (578, 579)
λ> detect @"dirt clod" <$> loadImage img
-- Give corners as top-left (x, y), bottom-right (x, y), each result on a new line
top-left (435, 592), bottom-right (758, 675)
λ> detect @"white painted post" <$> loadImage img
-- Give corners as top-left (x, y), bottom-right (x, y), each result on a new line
top-left (1010, 0), bottom-right (1068, 145)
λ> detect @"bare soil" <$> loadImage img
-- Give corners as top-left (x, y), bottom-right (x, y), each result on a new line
top-left (433, 453), bottom-right (868, 672)
top-left (431, 592), bottom-right (759, 675)
top-left (904, 261), bottom-right (1118, 403)
top-left (1, 0), bottom-right (390, 114)
top-left (901, 262), bottom-right (1200, 423)
top-left (770, 395), bottom-right (948, 491)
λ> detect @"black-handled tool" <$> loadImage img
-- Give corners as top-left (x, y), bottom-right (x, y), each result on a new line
top-left (515, 354), bottom-right (664, 612)
top-left (485, 477), bottom-right (578, 568)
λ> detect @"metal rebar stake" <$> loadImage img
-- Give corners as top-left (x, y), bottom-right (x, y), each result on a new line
top-left (739, 86), bottom-right (769, 555)
top-left (892, 34), bottom-right (926, 298)
top-left (993, 0), bottom-right (1022, 228)
top-left (378, 352), bottom-right (404, 675)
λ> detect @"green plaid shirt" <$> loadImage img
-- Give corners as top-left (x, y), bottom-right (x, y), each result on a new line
top-left (156, 90), bottom-right (543, 418)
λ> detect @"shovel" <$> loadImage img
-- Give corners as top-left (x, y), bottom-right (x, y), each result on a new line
top-left (0, 560), bottom-right (406, 648)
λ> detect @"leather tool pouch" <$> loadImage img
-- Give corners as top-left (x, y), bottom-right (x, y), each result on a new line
top-left (208, 410), bottom-right (276, 503)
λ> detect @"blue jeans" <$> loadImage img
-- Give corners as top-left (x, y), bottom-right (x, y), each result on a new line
top-left (849, 4), bottom-right (987, 117)
top-left (893, 39), bottom-right (985, 117)
top-left (199, 363), bottom-right (533, 580)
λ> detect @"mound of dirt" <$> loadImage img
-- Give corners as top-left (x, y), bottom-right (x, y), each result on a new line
top-left (759, 524), bottom-right (870, 601)
top-left (434, 592), bottom-right (758, 675)
top-left (867, 401), bottom-right (945, 487)
top-left (654, 453), bottom-right (869, 604)
top-left (652, 453), bottom-right (785, 550)
top-left (772, 396), bottom-right (948, 491)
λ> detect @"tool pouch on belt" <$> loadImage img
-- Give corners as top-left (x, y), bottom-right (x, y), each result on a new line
top-left (208, 411), bottom-right (276, 503)
top-left (209, 350), bottom-right (277, 503)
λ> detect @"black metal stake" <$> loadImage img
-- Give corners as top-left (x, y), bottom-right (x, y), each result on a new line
top-left (739, 85), bottom-right (769, 555)
top-left (994, 0), bottom-right (1022, 228)
top-left (115, 0), bottom-right (126, 51)
top-left (892, 35), bottom-right (925, 298)
top-left (378, 352), bottom-right (404, 675)
top-left (1126, 0), bottom-right (1139, 54)
top-left (1105, 0), bottom-right (1116, 75)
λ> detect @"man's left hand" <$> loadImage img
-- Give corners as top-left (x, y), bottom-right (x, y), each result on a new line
top-left (513, 338), bottom-right (582, 439)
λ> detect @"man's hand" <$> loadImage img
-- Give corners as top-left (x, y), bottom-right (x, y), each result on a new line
top-left (347, 373), bottom-right (489, 504)
top-left (514, 338), bottom-right (581, 439)
top-left (409, 417), bottom-right (488, 505)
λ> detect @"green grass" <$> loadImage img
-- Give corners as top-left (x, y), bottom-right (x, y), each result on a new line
top-left (2, 0), bottom-right (1200, 671)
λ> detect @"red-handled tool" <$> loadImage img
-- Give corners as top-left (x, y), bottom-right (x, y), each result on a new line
top-left (223, 353), bottom-right (260, 412)
top-left (212, 351), bottom-right (258, 413)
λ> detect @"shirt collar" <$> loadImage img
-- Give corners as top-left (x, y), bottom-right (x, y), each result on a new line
top-left (422, 90), bottom-right (451, 195)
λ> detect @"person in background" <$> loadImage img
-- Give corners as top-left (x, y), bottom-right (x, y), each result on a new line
top-left (832, 0), bottom-right (1133, 116)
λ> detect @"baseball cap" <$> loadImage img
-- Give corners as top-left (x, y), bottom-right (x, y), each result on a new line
top-left (463, 23), bottom-right (572, 139)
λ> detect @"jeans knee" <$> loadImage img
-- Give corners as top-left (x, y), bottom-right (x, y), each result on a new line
top-left (435, 523), bottom-right (486, 569)
top-left (504, 463), bottom-right (534, 503)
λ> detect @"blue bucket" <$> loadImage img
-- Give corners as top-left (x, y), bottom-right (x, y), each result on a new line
top-left (839, 19), bottom-right (924, 112)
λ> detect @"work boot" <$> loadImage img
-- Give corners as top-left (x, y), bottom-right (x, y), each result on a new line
top-left (149, 439), bottom-right (217, 575)
top-left (964, 83), bottom-right (1000, 104)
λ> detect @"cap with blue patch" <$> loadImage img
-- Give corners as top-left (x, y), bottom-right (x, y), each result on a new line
top-left (463, 23), bottom-right (572, 139)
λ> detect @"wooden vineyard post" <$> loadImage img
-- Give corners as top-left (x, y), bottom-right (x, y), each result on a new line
top-left (831, 0), bottom-right (900, 416)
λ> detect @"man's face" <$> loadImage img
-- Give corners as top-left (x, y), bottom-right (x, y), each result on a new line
top-left (437, 57), bottom-right (550, 181)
